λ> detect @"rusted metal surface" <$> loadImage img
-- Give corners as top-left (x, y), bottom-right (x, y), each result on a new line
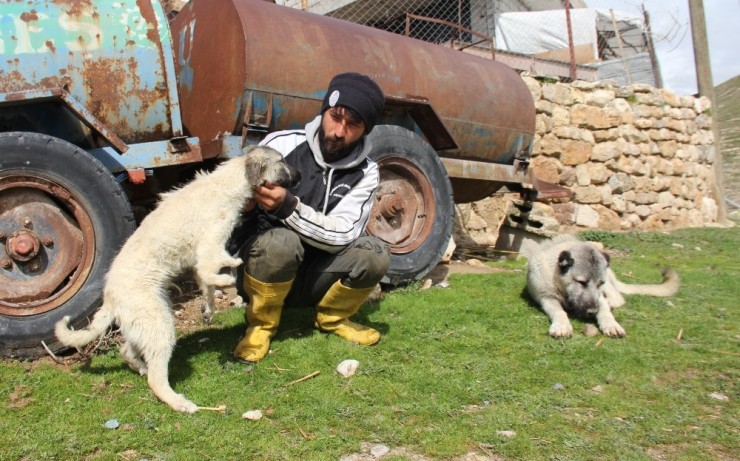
top-left (0, 88), bottom-right (131, 153)
top-left (365, 158), bottom-right (435, 254)
top-left (171, 0), bottom-right (536, 202)
top-left (442, 157), bottom-right (572, 200)
top-left (90, 137), bottom-right (203, 173)
top-left (0, 0), bottom-right (178, 144)
top-left (384, 95), bottom-right (457, 151)
top-left (0, 179), bottom-right (92, 316)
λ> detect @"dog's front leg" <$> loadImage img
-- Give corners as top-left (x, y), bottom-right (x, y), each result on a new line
top-left (195, 247), bottom-right (242, 288)
top-left (595, 298), bottom-right (625, 337)
top-left (540, 298), bottom-right (573, 338)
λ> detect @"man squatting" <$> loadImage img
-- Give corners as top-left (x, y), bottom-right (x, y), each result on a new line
top-left (228, 72), bottom-right (391, 363)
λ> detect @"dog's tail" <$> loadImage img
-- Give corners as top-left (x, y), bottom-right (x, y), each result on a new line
top-left (610, 268), bottom-right (680, 297)
top-left (54, 303), bottom-right (115, 348)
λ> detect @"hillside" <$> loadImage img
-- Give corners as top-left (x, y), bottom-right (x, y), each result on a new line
top-left (716, 74), bottom-right (740, 211)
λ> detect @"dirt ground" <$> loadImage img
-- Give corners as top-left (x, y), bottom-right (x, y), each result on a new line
top-left (169, 259), bottom-right (507, 335)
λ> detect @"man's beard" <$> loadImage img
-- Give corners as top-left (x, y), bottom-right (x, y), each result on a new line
top-left (318, 126), bottom-right (362, 163)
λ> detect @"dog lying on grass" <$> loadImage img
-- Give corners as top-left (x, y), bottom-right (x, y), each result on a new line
top-left (523, 235), bottom-right (679, 338)
top-left (55, 146), bottom-right (300, 413)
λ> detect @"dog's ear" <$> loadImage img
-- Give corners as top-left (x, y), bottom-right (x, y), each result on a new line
top-left (601, 251), bottom-right (611, 266)
top-left (244, 151), bottom-right (266, 186)
top-left (558, 251), bottom-right (574, 273)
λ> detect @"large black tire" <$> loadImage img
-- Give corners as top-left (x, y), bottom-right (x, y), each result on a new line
top-left (0, 132), bottom-right (135, 358)
top-left (366, 125), bottom-right (454, 286)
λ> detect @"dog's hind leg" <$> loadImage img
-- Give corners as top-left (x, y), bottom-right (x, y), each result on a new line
top-left (145, 349), bottom-right (198, 413)
top-left (129, 298), bottom-right (198, 413)
top-left (602, 277), bottom-right (626, 308)
top-left (121, 342), bottom-right (148, 375)
top-left (196, 276), bottom-right (216, 324)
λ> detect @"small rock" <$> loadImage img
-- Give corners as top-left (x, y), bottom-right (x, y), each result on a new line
top-left (230, 295), bottom-right (244, 306)
top-left (708, 392), bottom-right (729, 401)
top-left (465, 258), bottom-right (485, 267)
top-left (672, 243), bottom-right (684, 249)
top-left (214, 289), bottom-right (225, 299)
top-left (336, 359), bottom-right (360, 378)
top-left (591, 385), bottom-right (604, 394)
top-left (369, 444), bottom-right (390, 458)
top-left (582, 324), bottom-right (600, 337)
top-left (496, 430), bottom-right (516, 438)
top-left (552, 383), bottom-right (565, 391)
top-left (198, 338), bottom-right (209, 344)
top-left (104, 419), bottom-right (120, 430)
top-left (419, 279), bottom-right (433, 290)
top-left (242, 410), bottom-right (263, 420)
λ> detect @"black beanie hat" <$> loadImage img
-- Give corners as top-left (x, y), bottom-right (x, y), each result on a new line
top-left (321, 72), bottom-right (385, 133)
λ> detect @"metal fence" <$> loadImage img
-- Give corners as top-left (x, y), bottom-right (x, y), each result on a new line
top-left (282, 0), bottom-right (663, 85)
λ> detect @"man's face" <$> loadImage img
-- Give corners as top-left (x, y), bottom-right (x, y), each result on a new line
top-left (319, 106), bottom-right (366, 163)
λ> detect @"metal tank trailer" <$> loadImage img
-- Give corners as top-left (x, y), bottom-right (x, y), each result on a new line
top-left (0, 0), bottom-right (562, 357)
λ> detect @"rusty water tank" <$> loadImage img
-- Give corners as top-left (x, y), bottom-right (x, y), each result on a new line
top-left (170, 0), bottom-right (536, 202)
top-left (0, 0), bottom-right (179, 144)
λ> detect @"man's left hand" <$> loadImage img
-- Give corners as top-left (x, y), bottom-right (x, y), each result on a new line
top-left (254, 181), bottom-right (286, 212)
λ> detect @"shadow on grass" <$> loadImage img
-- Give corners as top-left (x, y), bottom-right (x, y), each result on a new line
top-left (76, 294), bottom-right (387, 389)
top-left (168, 298), bottom-right (387, 384)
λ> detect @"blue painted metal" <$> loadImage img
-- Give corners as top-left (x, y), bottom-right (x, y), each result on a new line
top-left (89, 137), bottom-right (207, 173)
top-left (0, 0), bottom-right (179, 143)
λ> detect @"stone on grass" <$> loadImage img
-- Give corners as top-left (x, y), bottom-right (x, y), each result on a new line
top-left (336, 359), bottom-right (360, 378)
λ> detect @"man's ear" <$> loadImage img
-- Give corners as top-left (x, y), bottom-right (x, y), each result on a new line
top-left (558, 251), bottom-right (574, 273)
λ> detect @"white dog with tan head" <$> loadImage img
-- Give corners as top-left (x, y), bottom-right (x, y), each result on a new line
top-left (55, 146), bottom-right (300, 413)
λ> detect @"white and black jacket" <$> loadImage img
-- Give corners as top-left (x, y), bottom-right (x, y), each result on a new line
top-left (232, 115), bottom-right (379, 254)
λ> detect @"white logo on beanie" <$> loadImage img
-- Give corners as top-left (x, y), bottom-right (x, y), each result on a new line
top-left (329, 90), bottom-right (340, 107)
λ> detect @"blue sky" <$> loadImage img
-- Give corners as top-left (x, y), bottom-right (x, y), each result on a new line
top-left (601, 0), bottom-right (740, 95)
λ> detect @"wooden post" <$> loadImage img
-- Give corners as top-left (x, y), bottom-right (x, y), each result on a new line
top-left (642, 5), bottom-right (663, 88)
top-left (563, 0), bottom-right (577, 81)
top-left (688, 0), bottom-right (727, 223)
top-left (610, 9), bottom-right (632, 85)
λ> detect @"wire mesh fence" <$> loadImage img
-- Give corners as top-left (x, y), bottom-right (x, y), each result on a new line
top-left (277, 0), bottom-right (664, 85)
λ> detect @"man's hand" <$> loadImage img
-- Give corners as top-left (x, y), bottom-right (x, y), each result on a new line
top-left (254, 181), bottom-right (287, 212)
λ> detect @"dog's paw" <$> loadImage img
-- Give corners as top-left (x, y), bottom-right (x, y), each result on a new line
top-left (205, 273), bottom-right (236, 287)
top-left (200, 305), bottom-right (213, 324)
top-left (225, 256), bottom-right (243, 268)
top-left (549, 320), bottom-right (573, 338)
top-left (600, 321), bottom-right (626, 338)
top-left (172, 396), bottom-right (199, 414)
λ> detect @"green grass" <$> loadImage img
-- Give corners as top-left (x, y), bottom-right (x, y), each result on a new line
top-left (1, 227), bottom-right (738, 460)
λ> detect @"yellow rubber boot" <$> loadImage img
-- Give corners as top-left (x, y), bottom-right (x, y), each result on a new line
top-left (315, 280), bottom-right (380, 345)
top-left (233, 274), bottom-right (293, 363)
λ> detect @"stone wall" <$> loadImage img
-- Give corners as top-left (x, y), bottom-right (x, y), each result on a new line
top-left (454, 78), bottom-right (721, 249)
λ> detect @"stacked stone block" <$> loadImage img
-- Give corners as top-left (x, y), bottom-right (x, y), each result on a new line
top-left (524, 77), bottom-right (718, 231)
